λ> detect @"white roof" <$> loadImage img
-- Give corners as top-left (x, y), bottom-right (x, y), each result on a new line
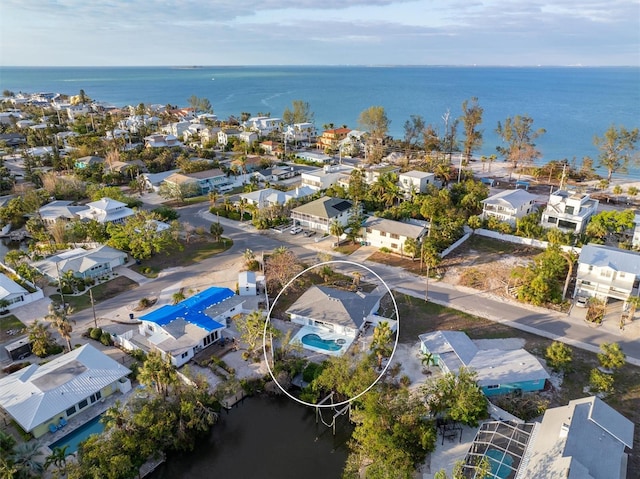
top-left (77, 197), bottom-right (134, 223)
top-left (363, 216), bottom-right (426, 239)
top-left (32, 245), bottom-right (127, 279)
top-left (0, 344), bottom-right (130, 432)
top-left (0, 273), bottom-right (28, 300)
top-left (482, 189), bottom-right (536, 209)
top-left (578, 243), bottom-right (640, 274)
top-left (399, 170), bottom-right (434, 179)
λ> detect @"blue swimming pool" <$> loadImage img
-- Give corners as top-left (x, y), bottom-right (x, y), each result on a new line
top-left (485, 448), bottom-right (515, 479)
top-left (301, 334), bottom-right (343, 351)
top-left (49, 414), bottom-right (105, 455)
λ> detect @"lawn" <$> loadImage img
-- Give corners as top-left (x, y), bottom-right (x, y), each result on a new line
top-left (0, 315), bottom-right (26, 342)
top-left (383, 291), bottom-right (640, 474)
top-left (132, 236), bottom-right (233, 277)
top-left (51, 276), bottom-right (138, 312)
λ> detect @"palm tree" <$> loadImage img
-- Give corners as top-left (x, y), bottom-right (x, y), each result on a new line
top-left (11, 441), bottom-right (44, 478)
top-left (26, 320), bottom-right (54, 357)
top-left (59, 270), bottom-right (78, 294)
top-left (370, 321), bottom-right (393, 370)
top-left (172, 290), bottom-right (186, 305)
top-left (210, 221), bottom-right (224, 242)
top-left (138, 350), bottom-right (178, 397)
top-left (44, 445), bottom-right (69, 474)
top-left (351, 271), bottom-right (362, 288)
top-left (45, 302), bottom-right (75, 352)
top-left (208, 190), bottom-right (219, 207)
top-left (329, 220), bottom-right (345, 247)
top-left (420, 351), bottom-right (436, 374)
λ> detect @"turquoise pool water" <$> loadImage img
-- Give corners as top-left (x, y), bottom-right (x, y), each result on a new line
top-left (485, 448), bottom-right (515, 479)
top-left (49, 414), bottom-right (105, 455)
top-left (301, 334), bottom-right (342, 352)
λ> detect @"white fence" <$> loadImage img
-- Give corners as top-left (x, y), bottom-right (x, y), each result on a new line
top-left (475, 229), bottom-right (582, 255)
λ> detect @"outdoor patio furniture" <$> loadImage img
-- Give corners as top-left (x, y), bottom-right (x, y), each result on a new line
top-left (49, 423), bottom-right (57, 433)
top-left (58, 418), bottom-right (67, 429)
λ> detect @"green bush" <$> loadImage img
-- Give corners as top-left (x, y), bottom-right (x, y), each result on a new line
top-left (589, 368), bottom-right (614, 394)
top-left (90, 327), bottom-right (103, 340)
top-left (545, 341), bottom-right (573, 372)
top-left (47, 343), bottom-right (64, 355)
top-left (100, 331), bottom-right (113, 346)
top-left (302, 362), bottom-right (324, 383)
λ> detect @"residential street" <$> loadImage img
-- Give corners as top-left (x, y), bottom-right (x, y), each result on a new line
top-left (11, 205), bottom-right (640, 366)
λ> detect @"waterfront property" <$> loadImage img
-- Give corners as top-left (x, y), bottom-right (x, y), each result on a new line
top-left (112, 286), bottom-right (245, 367)
top-left (76, 197), bottom-right (135, 224)
top-left (38, 200), bottom-right (90, 224)
top-left (0, 344), bottom-right (131, 438)
top-left (286, 286), bottom-right (391, 355)
top-left (481, 189), bottom-right (537, 226)
top-left (574, 243), bottom-right (640, 305)
top-left (49, 413), bottom-right (105, 455)
top-left (540, 189), bottom-right (598, 234)
top-left (418, 331), bottom-right (549, 396)
top-left (290, 196), bottom-right (354, 233)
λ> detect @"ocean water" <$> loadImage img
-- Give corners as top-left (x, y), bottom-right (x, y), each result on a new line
top-left (1, 66), bottom-right (639, 178)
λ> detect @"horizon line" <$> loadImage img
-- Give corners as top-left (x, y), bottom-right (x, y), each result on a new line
top-left (1, 64), bottom-right (638, 69)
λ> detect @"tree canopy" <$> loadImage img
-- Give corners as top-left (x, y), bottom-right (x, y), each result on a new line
top-left (282, 100), bottom-right (314, 125)
top-left (495, 115), bottom-right (546, 173)
top-left (594, 124), bottom-right (639, 182)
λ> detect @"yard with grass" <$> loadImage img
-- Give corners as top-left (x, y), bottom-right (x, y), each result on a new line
top-left (380, 291), bottom-right (640, 473)
top-left (51, 276), bottom-right (138, 312)
top-left (0, 315), bottom-right (26, 342)
top-left (132, 236), bottom-right (233, 277)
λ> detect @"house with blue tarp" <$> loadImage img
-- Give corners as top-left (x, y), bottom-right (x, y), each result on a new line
top-left (419, 331), bottom-right (549, 397)
top-left (135, 286), bottom-right (245, 367)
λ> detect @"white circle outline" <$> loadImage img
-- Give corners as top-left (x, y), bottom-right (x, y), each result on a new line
top-left (262, 259), bottom-right (400, 408)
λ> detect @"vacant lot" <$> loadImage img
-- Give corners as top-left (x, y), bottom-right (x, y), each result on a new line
top-left (51, 276), bottom-right (138, 311)
top-left (0, 315), bottom-right (25, 342)
top-left (380, 291), bottom-right (640, 474)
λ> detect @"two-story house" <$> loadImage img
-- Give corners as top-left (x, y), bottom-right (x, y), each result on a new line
top-left (398, 170), bottom-right (437, 196)
top-left (163, 168), bottom-right (230, 196)
top-left (481, 189), bottom-right (537, 226)
top-left (300, 164), bottom-right (353, 191)
top-left (361, 217), bottom-right (427, 254)
top-left (217, 128), bottom-right (242, 147)
top-left (540, 189), bottom-right (599, 234)
top-left (76, 197), bottom-right (134, 224)
top-left (243, 116), bottom-right (283, 136)
top-left (317, 127), bottom-right (351, 152)
top-left (284, 122), bottom-right (316, 145)
top-left (291, 196), bottom-right (354, 232)
top-left (574, 243), bottom-right (640, 305)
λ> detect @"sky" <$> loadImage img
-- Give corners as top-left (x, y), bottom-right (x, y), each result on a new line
top-left (1, 0), bottom-right (639, 66)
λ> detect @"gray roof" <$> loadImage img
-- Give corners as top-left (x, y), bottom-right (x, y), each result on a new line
top-left (0, 273), bottom-right (27, 300)
top-left (39, 200), bottom-right (89, 221)
top-left (519, 396), bottom-right (634, 479)
top-left (363, 216), bottom-right (426, 239)
top-left (0, 344), bottom-right (130, 432)
top-left (579, 243), bottom-right (640, 274)
top-left (287, 286), bottom-right (380, 329)
top-left (482, 189), bottom-right (536, 209)
top-left (32, 245), bottom-right (127, 279)
top-left (418, 330), bottom-right (477, 371)
top-left (292, 196), bottom-right (353, 220)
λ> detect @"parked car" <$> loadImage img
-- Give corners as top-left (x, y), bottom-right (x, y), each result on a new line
top-left (290, 226), bottom-right (303, 235)
top-left (304, 230), bottom-right (316, 237)
top-left (575, 295), bottom-right (589, 308)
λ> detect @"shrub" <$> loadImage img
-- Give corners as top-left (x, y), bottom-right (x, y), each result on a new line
top-left (86, 327), bottom-right (94, 338)
top-left (302, 362), bottom-right (324, 383)
top-left (399, 375), bottom-right (411, 387)
top-left (597, 342), bottom-right (626, 371)
top-left (589, 368), bottom-right (614, 394)
top-left (379, 247), bottom-right (391, 253)
top-left (545, 341), bottom-right (573, 372)
top-left (100, 331), bottom-right (113, 346)
top-left (138, 297), bottom-right (152, 309)
top-left (3, 362), bottom-right (29, 374)
top-left (90, 327), bottom-right (103, 340)
top-left (47, 343), bottom-right (64, 355)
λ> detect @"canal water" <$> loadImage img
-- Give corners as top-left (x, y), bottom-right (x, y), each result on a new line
top-left (149, 395), bottom-right (352, 479)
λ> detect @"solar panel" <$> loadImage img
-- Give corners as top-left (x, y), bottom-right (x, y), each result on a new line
top-left (332, 200), bottom-right (352, 212)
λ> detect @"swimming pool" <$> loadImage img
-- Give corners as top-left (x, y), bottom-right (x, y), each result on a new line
top-left (301, 334), bottom-right (343, 352)
top-left (49, 414), bottom-right (105, 455)
top-left (485, 448), bottom-right (515, 479)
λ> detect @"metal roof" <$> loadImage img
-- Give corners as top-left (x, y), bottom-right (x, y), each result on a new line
top-left (578, 243), bottom-right (640, 274)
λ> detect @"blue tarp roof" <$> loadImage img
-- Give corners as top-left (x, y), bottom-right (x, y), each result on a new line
top-left (140, 286), bottom-right (234, 332)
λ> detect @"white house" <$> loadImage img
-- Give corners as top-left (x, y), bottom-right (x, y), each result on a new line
top-left (144, 133), bottom-right (182, 148)
top-left (162, 121), bottom-right (191, 138)
top-left (239, 186), bottom-right (314, 209)
top-left (239, 130), bottom-right (259, 145)
top-left (32, 245), bottom-right (128, 281)
top-left (162, 168), bottom-right (230, 195)
top-left (632, 214), bottom-right (640, 248)
top-left (540, 189), bottom-right (599, 234)
top-left (253, 166), bottom-right (299, 183)
top-left (284, 122), bottom-right (316, 144)
top-left (361, 216), bottom-right (427, 254)
top-left (0, 344), bottom-right (131, 438)
top-left (291, 196), bottom-right (354, 232)
top-left (125, 287), bottom-right (245, 367)
top-left (38, 200), bottom-right (89, 224)
top-left (217, 129), bottom-right (242, 146)
top-left (398, 170), bottom-right (437, 195)
top-left (519, 396), bottom-right (634, 479)
top-left (243, 116), bottom-right (283, 136)
top-left (0, 272), bottom-right (43, 309)
top-left (574, 243), bottom-right (640, 304)
top-left (141, 169), bottom-right (180, 192)
top-left (481, 189), bottom-right (537, 225)
top-left (76, 197), bottom-right (135, 224)
top-left (300, 164), bottom-right (353, 191)
top-left (296, 151), bottom-right (334, 165)
top-left (287, 286), bottom-right (382, 338)
top-left (238, 271), bottom-right (257, 296)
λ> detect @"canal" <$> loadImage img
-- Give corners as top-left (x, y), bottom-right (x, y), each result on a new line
top-left (149, 395), bottom-right (353, 479)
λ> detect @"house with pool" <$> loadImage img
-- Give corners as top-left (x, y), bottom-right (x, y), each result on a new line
top-left (110, 286), bottom-right (245, 367)
top-left (287, 286), bottom-right (393, 356)
top-left (418, 331), bottom-right (549, 396)
top-left (0, 344), bottom-right (131, 439)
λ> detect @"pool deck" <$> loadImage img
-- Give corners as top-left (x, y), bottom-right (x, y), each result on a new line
top-left (290, 325), bottom-right (355, 357)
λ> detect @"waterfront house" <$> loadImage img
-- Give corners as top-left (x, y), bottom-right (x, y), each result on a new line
top-left (360, 217), bottom-right (427, 254)
top-left (121, 287), bottom-right (244, 367)
top-left (32, 245), bottom-right (127, 281)
top-left (38, 200), bottom-right (89, 224)
top-left (287, 286), bottom-right (382, 339)
top-left (317, 127), bottom-right (351, 152)
top-left (418, 330), bottom-right (549, 396)
top-left (481, 189), bottom-right (537, 226)
top-left (300, 164), bottom-right (353, 191)
top-left (574, 243), bottom-right (640, 305)
top-left (540, 189), bottom-right (598, 234)
top-left (518, 396), bottom-right (634, 479)
top-left (290, 196), bottom-right (354, 232)
top-left (76, 197), bottom-right (135, 224)
top-left (398, 170), bottom-right (436, 196)
top-left (0, 344), bottom-right (131, 438)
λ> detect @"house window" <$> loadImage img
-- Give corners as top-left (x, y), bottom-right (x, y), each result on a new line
top-left (547, 216), bottom-right (557, 224)
top-left (600, 269), bottom-right (612, 278)
top-left (486, 384), bottom-right (500, 390)
top-left (619, 272), bottom-right (626, 278)
top-left (391, 243), bottom-right (398, 249)
top-left (181, 352), bottom-right (188, 359)
top-left (66, 406), bottom-right (77, 417)
top-left (78, 399), bottom-right (88, 409)
top-left (380, 231), bottom-right (387, 237)
top-left (390, 233), bottom-right (399, 239)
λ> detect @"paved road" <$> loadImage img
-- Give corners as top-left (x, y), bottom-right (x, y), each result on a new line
top-left (28, 203), bottom-right (640, 366)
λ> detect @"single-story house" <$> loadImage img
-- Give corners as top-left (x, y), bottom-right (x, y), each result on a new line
top-left (419, 330), bottom-right (549, 396)
top-left (141, 169), bottom-right (180, 192)
top-left (74, 155), bottom-right (104, 169)
top-left (122, 287), bottom-right (245, 367)
top-left (144, 133), bottom-right (182, 148)
top-left (519, 396), bottom-right (634, 479)
top-left (38, 200), bottom-right (89, 224)
top-left (574, 243), bottom-right (640, 304)
top-left (290, 196), bottom-right (354, 232)
top-left (0, 344), bottom-right (131, 438)
top-left (287, 285), bottom-right (383, 338)
top-left (76, 197), bottom-right (135, 224)
top-left (360, 216), bottom-right (427, 254)
top-left (481, 189), bottom-right (537, 226)
top-left (32, 245), bottom-right (128, 281)
top-left (253, 166), bottom-right (299, 183)
top-left (296, 151), bottom-right (333, 164)
top-left (0, 271), bottom-right (43, 310)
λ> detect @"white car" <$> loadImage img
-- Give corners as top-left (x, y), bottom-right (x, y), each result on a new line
top-left (575, 295), bottom-right (589, 308)
top-left (290, 226), bottom-right (303, 235)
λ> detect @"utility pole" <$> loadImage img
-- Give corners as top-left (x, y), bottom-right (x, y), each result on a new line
top-left (89, 287), bottom-right (98, 329)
